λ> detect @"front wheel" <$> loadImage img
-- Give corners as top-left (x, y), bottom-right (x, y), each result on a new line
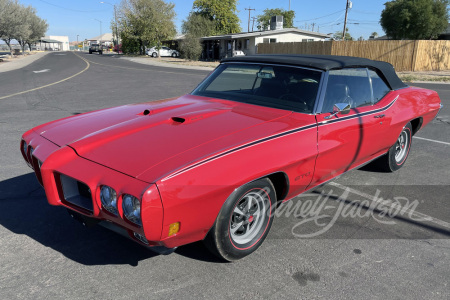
top-left (204, 178), bottom-right (276, 261)
top-left (375, 122), bottom-right (412, 172)
top-left (152, 52), bottom-right (157, 58)
top-left (172, 52), bottom-right (177, 57)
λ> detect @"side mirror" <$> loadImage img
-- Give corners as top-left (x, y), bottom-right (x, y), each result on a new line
top-left (325, 103), bottom-right (351, 119)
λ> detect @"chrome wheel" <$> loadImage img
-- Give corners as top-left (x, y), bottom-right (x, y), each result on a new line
top-left (394, 130), bottom-right (409, 163)
top-left (230, 188), bottom-right (269, 245)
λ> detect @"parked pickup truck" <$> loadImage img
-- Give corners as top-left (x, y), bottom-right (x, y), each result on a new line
top-left (89, 44), bottom-right (103, 55)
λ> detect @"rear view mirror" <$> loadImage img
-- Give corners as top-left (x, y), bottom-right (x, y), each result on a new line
top-left (256, 72), bottom-right (273, 79)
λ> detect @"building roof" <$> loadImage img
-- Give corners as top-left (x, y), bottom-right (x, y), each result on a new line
top-left (87, 33), bottom-right (113, 41)
top-left (221, 54), bottom-right (407, 90)
top-left (37, 38), bottom-right (63, 43)
top-left (201, 28), bottom-right (329, 41)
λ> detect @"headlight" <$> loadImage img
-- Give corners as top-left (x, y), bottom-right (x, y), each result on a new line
top-left (122, 194), bottom-right (142, 226)
top-left (22, 141), bottom-right (28, 156)
top-left (100, 185), bottom-right (118, 215)
top-left (29, 147), bottom-right (34, 157)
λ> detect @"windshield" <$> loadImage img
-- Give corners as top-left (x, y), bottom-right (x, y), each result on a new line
top-left (192, 63), bottom-right (322, 113)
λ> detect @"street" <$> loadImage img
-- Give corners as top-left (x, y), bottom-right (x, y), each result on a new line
top-left (0, 52), bottom-right (449, 299)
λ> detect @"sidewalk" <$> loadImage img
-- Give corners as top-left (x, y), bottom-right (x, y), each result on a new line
top-left (0, 52), bottom-right (49, 73)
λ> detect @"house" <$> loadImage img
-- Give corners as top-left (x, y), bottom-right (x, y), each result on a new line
top-left (86, 33), bottom-right (114, 47)
top-left (200, 28), bottom-right (329, 60)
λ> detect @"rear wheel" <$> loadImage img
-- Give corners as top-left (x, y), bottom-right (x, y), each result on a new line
top-left (204, 178), bottom-right (276, 261)
top-left (375, 122), bottom-right (412, 172)
top-left (152, 52), bottom-right (157, 58)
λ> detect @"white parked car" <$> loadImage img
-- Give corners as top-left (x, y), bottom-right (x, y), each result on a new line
top-left (147, 46), bottom-right (180, 58)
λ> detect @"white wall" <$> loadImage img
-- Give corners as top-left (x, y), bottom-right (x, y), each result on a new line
top-left (255, 32), bottom-right (324, 44)
top-left (45, 36), bottom-right (70, 51)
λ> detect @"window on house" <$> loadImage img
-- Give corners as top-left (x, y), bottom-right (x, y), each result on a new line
top-left (245, 39), bottom-right (250, 49)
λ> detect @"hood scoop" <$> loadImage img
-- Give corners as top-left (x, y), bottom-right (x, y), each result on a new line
top-left (170, 108), bottom-right (230, 125)
top-left (171, 117), bottom-right (185, 124)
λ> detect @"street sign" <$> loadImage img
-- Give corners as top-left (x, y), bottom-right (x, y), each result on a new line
top-left (78, 45), bottom-right (82, 48)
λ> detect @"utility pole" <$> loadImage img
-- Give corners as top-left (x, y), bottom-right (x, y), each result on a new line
top-left (311, 23), bottom-right (315, 31)
top-left (94, 19), bottom-right (102, 44)
top-left (100, 2), bottom-right (119, 48)
top-left (289, 0), bottom-right (291, 11)
top-left (251, 17), bottom-right (257, 32)
top-left (245, 7), bottom-right (255, 32)
top-left (342, 0), bottom-right (351, 41)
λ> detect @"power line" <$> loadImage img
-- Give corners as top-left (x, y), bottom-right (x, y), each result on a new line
top-left (39, 0), bottom-right (108, 13)
top-left (295, 9), bottom-right (345, 23)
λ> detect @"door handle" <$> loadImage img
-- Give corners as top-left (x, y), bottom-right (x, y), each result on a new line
top-left (374, 114), bottom-right (385, 118)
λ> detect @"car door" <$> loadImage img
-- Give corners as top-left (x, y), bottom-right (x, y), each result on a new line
top-left (160, 47), bottom-right (170, 56)
top-left (311, 68), bottom-right (392, 185)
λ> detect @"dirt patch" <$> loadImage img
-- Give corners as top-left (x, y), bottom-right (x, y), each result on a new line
top-left (398, 71), bottom-right (450, 83)
top-left (128, 55), bottom-right (220, 68)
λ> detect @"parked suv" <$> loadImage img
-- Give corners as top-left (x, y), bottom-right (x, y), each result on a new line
top-left (89, 43), bottom-right (103, 55)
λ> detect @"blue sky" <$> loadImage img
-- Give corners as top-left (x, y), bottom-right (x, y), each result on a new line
top-left (19, 0), bottom-right (385, 42)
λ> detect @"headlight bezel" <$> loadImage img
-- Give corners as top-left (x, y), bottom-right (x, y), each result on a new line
top-left (100, 185), bottom-right (119, 216)
top-left (122, 194), bottom-right (142, 227)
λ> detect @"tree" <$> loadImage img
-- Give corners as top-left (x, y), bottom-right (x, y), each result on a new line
top-left (0, 0), bottom-right (47, 54)
top-left (0, 0), bottom-right (22, 53)
top-left (117, 0), bottom-right (176, 54)
top-left (179, 13), bottom-right (215, 60)
top-left (333, 28), bottom-right (353, 41)
top-left (14, 5), bottom-right (35, 53)
top-left (256, 8), bottom-right (295, 30)
top-left (381, 0), bottom-right (449, 40)
top-left (182, 12), bottom-right (215, 37)
top-left (192, 0), bottom-right (241, 34)
top-left (371, 32), bottom-right (379, 38)
top-left (26, 14), bottom-right (48, 51)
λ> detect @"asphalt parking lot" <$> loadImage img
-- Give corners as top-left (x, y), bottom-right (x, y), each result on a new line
top-left (0, 52), bottom-right (449, 299)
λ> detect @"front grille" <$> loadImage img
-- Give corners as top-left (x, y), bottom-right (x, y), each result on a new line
top-left (59, 174), bottom-right (93, 213)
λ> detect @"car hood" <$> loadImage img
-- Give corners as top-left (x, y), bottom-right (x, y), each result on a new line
top-left (38, 95), bottom-right (294, 182)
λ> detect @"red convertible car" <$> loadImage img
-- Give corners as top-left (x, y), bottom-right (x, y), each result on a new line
top-left (21, 55), bottom-right (442, 261)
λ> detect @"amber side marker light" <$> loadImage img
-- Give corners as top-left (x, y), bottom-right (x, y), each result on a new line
top-left (168, 222), bottom-right (180, 236)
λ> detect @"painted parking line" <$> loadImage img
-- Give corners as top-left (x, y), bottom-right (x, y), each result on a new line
top-left (413, 136), bottom-right (450, 146)
top-left (329, 181), bottom-right (450, 230)
top-left (0, 53), bottom-right (90, 100)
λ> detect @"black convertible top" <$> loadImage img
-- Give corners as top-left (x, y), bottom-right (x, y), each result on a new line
top-left (221, 54), bottom-right (407, 90)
